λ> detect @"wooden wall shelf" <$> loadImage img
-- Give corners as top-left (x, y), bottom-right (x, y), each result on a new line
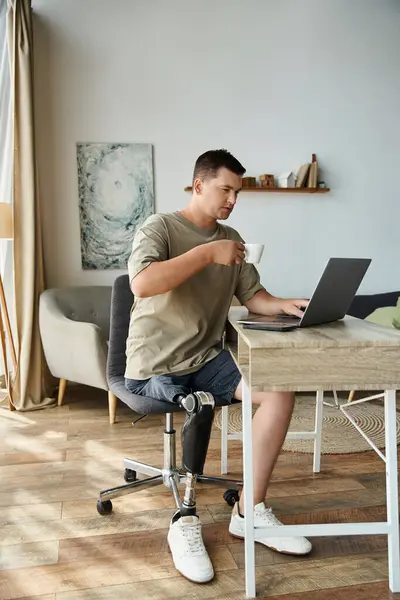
top-left (184, 186), bottom-right (330, 194)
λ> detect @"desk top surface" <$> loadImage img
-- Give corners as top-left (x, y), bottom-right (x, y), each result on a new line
top-left (228, 308), bottom-right (400, 351)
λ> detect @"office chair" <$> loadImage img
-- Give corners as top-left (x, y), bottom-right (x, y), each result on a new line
top-left (97, 274), bottom-right (242, 516)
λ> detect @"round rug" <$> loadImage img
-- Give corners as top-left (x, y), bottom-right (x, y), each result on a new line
top-left (214, 395), bottom-right (400, 454)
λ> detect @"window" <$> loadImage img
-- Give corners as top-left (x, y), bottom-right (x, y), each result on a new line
top-left (0, 0), bottom-right (14, 379)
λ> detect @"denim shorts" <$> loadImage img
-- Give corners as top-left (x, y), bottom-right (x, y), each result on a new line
top-left (125, 350), bottom-right (242, 406)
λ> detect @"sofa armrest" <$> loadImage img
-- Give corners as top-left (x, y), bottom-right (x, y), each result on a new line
top-left (39, 295), bottom-right (108, 390)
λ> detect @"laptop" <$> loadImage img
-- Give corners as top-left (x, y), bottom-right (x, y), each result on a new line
top-left (237, 257), bottom-right (371, 332)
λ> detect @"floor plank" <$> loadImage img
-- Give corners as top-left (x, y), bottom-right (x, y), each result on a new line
top-left (0, 541), bottom-right (59, 570)
top-left (11, 596), bottom-right (55, 600)
top-left (58, 521), bottom-right (241, 563)
top-left (0, 507), bottom-right (214, 546)
top-left (0, 546), bottom-right (236, 599)
top-left (253, 553), bottom-right (389, 596)
top-left (207, 487), bottom-right (389, 524)
top-left (228, 534), bottom-right (388, 568)
top-left (0, 451), bottom-right (66, 467)
top-left (0, 503), bottom-right (62, 526)
top-left (52, 554), bottom-right (391, 600)
top-left (264, 580), bottom-right (400, 600)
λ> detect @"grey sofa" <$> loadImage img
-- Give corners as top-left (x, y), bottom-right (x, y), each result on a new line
top-left (39, 285), bottom-right (118, 423)
top-left (348, 291), bottom-right (400, 320)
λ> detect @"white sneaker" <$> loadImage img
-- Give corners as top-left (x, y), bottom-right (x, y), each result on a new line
top-left (167, 513), bottom-right (214, 583)
top-left (229, 501), bottom-right (312, 555)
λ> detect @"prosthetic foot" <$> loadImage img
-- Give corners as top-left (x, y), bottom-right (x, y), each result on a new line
top-left (178, 391), bottom-right (215, 516)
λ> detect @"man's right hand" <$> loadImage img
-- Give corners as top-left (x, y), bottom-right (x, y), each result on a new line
top-left (207, 240), bottom-right (245, 266)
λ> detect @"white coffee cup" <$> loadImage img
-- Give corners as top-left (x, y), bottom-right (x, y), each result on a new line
top-left (244, 243), bottom-right (265, 264)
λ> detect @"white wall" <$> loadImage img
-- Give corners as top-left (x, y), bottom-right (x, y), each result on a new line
top-left (32, 0), bottom-right (400, 297)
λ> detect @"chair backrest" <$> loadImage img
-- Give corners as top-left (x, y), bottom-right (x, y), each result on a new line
top-left (107, 274), bottom-right (134, 382)
top-left (106, 274), bottom-right (185, 414)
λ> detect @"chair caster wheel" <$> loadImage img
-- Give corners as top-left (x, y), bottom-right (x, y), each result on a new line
top-left (124, 468), bottom-right (137, 483)
top-left (97, 500), bottom-right (113, 515)
top-left (223, 488), bottom-right (240, 507)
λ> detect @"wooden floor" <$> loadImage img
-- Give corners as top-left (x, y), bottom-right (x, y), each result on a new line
top-left (0, 387), bottom-right (399, 600)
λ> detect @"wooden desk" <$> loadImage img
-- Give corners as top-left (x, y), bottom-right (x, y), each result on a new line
top-left (227, 309), bottom-right (400, 598)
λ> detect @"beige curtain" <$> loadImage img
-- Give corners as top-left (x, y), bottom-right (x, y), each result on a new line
top-left (8, 0), bottom-right (54, 410)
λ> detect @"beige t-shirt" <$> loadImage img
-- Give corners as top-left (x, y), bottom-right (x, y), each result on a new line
top-left (125, 212), bottom-right (264, 380)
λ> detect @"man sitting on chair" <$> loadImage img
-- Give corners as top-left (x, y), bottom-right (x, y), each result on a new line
top-left (125, 149), bottom-right (312, 583)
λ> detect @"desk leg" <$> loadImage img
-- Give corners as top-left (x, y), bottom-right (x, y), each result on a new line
top-left (242, 379), bottom-right (256, 598)
top-left (221, 405), bottom-right (229, 475)
top-left (313, 390), bottom-right (324, 473)
top-left (384, 389), bottom-right (400, 592)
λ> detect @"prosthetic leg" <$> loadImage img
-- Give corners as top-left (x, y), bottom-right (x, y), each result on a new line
top-left (178, 391), bottom-right (215, 516)
top-left (98, 391), bottom-right (241, 516)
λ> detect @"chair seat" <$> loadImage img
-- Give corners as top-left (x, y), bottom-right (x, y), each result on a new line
top-left (109, 376), bottom-right (184, 414)
top-left (109, 375), bottom-right (241, 415)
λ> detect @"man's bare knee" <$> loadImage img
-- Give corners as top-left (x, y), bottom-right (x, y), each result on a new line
top-left (258, 391), bottom-right (295, 407)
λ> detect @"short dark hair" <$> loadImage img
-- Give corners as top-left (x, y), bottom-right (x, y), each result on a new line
top-left (192, 149), bottom-right (246, 184)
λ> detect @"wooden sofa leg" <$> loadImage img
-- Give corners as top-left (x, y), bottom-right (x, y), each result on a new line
top-left (58, 379), bottom-right (67, 406)
top-left (108, 391), bottom-right (117, 424)
top-left (347, 390), bottom-right (355, 402)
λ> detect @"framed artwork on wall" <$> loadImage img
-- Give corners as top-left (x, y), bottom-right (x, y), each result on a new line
top-left (76, 142), bottom-right (154, 270)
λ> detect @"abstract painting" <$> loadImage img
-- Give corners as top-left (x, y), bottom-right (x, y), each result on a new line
top-left (76, 142), bottom-right (154, 270)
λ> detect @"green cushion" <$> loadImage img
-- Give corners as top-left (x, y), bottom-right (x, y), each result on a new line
top-left (365, 296), bottom-right (400, 329)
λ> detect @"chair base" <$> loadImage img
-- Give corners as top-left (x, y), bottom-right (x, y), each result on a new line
top-left (99, 462), bottom-right (242, 508)
top-left (98, 412), bottom-right (242, 511)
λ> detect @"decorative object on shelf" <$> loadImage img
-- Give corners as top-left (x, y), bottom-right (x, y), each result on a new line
top-left (259, 174), bottom-right (275, 188)
top-left (296, 163), bottom-right (311, 187)
top-left (0, 202), bottom-right (17, 411)
top-left (296, 153), bottom-right (324, 189)
top-left (277, 171), bottom-right (296, 188)
top-left (241, 176), bottom-right (257, 188)
top-left (76, 142), bottom-right (155, 270)
top-left (307, 153), bottom-right (318, 188)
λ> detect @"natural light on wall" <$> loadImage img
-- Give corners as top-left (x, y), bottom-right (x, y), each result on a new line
top-left (0, 0), bottom-right (15, 381)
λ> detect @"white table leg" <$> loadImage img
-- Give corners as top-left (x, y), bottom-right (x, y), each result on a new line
top-left (384, 389), bottom-right (400, 592)
top-left (221, 405), bottom-right (228, 474)
top-left (242, 379), bottom-right (256, 598)
top-left (313, 390), bottom-right (324, 473)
